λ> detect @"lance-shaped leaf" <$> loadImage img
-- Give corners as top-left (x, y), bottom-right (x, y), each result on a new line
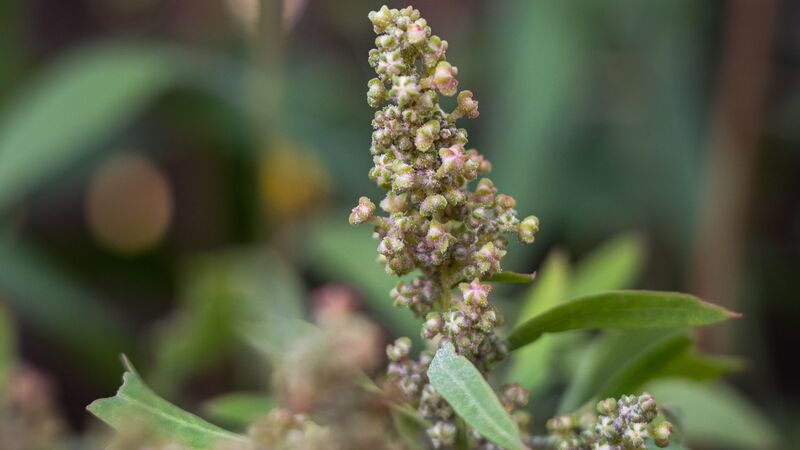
top-left (484, 271), bottom-right (537, 284)
top-left (428, 344), bottom-right (524, 450)
top-left (508, 290), bottom-right (739, 351)
top-left (87, 363), bottom-right (248, 449)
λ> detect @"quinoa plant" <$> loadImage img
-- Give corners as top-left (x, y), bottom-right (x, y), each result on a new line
top-left (86, 5), bottom-right (744, 450)
top-left (348, 5), bottom-right (708, 450)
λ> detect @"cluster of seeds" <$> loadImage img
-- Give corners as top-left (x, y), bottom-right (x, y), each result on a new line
top-left (350, 5), bottom-right (539, 448)
top-left (545, 394), bottom-right (673, 450)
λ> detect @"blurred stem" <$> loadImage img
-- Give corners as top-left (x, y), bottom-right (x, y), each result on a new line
top-left (690, 0), bottom-right (776, 351)
top-left (249, 0), bottom-right (286, 143)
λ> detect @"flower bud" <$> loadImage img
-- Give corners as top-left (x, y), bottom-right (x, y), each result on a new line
top-left (518, 215), bottom-right (540, 244)
top-left (415, 120), bottom-right (440, 152)
top-left (437, 144), bottom-right (466, 177)
top-left (386, 337), bottom-right (412, 361)
top-left (420, 194), bottom-right (447, 217)
top-left (368, 6), bottom-right (393, 32)
top-left (349, 196), bottom-right (375, 225)
top-left (473, 178), bottom-right (496, 206)
top-left (392, 161), bottom-right (415, 191)
top-left (456, 90), bottom-right (479, 118)
top-left (459, 279), bottom-right (491, 306)
top-left (422, 312), bottom-right (443, 339)
top-left (433, 61), bottom-right (458, 96)
top-left (476, 241), bottom-right (505, 275)
top-left (406, 19), bottom-right (428, 45)
top-left (366, 78), bottom-right (386, 107)
top-left (427, 421), bottom-right (456, 448)
top-left (379, 192), bottom-right (408, 213)
top-left (390, 75), bottom-right (420, 107)
top-left (597, 398), bottom-right (618, 416)
top-left (496, 194), bottom-right (516, 210)
top-left (500, 383), bottom-right (530, 411)
top-left (377, 50), bottom-right (405, 77)
top-left (653, 421), bottom-right (673, 448)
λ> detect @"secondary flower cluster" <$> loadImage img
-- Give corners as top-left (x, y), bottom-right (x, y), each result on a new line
top-left (350, 5), bottom-right (539, 448)
top-left (544, 394), bottom-right (673, 450)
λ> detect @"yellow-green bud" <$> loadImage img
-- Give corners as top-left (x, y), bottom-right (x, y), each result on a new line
top-left (367, 78), bottom-right (386, 107)
top-left (518, 215), bottom-right (539, 244)
top-left (653, 421), bottom-right (673, 448)
top-left (433, 61), bottom-right (458, 96)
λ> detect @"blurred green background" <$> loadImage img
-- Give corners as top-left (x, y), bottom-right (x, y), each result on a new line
top-left (0, 0), bottom-right (798, 448)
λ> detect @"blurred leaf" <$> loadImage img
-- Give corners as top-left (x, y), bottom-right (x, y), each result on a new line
top-left (0, 235), bottom-right (130, 375)
top-left (485, 271), bottom-right (536, 284)
top-left (0, 43), bottom-right (182, 212)
top-left (568, 233), bottom-right (646, 298)
top-left (239, 315), bottom-right (320, 362)
top-left (597, 333), bottom-right (692, 400)
top-left (647, 379), bottom-right (779, 449)
top-left (201, 393), bottom-right (274, 429)
top-left (558, 330), bottom-right (688, 412)
top-left (307, 217), bottom-right (419, 343)
top-left (652, 351), bottom-right (744, 382)
top-left (507, 291), bottom-right (739, 351)
top-left (506, 251), bottom-right (569, 390)
top-left (428, 344), bottom-right (524, 450)
top-left (88, 361), bottom-right (248, 449)
top-left (150, 248), bottom-right (305, 392)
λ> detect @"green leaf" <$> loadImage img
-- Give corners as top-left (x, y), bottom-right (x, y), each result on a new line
top-left (428, 344), bottom-right (523, 450)
top-left (485, 271), bottom-right (537, 284)
top-left (0, 42), bottom-right (182, 212)
top-left (87, 362), bottom-right (248, 449)
top-left (569, 233), bottom-right (646, 298)
top-left (508, 290), bottom-right (739, 351)
top-left (558, 330), bottom-right (687, 412)
top-left (506, 250), bottom-right (569, 390)
top-left (201, 393), bottom-right (274, 429)
top-left (306, 217), bottom-right (420, 343)
top-left (652, 351), bottom-right (744, 382)
top-left (647, 380), bottom-right (779, 449)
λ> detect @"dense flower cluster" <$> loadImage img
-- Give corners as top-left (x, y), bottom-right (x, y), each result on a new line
top-left (544, 394), bottom-right (673, 450)
top-left (350, 5), bottom-right (539, 448)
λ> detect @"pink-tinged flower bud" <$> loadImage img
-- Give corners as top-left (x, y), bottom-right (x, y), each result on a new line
top-left (386, 337), bottom-right (412, 361)
top-left (500, 384), bottom-right (530, 412)
top-left (495, 194), bottom-right (516, 210)
top-left (459, 278), bottom-right (491, 306)
top-left (368, 5), bottom-right (393, 32)
top-left (425, 220), bottom-right (447, 242)
top-left (390, 75), bottom-right (419, 107)
top-left (366, 78), bottom-right (386, 107)
top-left (456, 90), bottom-right (479, 118)
top-left (473, 178), bottom-right (496, 205)
top-left (518, 215), bottom-right (539, 244)
top-left (406, 19), bottom-right (428, 45)
top-left (415, 120), bottom-right (440, 152)
top-left (349, 196), bottom-right (375, 225)
top-left (433, 61), bottom-right (458, 96)
top-left (476, 241), bottom-right (505, 275)
top-left (547, 415), bottom-right (574, 433)
top-left (437, 144), bottom-right (466, 177)
top-left (377, 50), bottom-right (406, 77)
top-left (420, 194), bottom-right (447, 217)
top-left (653, 421), bottom-right (673, 448)
top-left (380, 192), bottom-right (408, 213)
